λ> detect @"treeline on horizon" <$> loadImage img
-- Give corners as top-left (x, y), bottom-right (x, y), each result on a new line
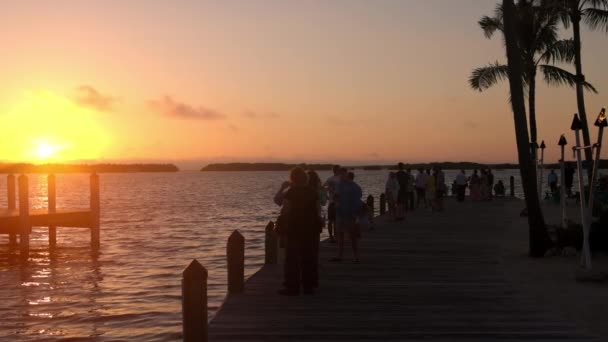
top-left (201, 161), bottom-right (608, 172)
top-left (0, 163), bottom-right (179, 174)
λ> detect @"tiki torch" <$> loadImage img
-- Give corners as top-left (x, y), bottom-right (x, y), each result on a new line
top-left (558, 134), bottom-right (568, 229)
top-left (587, 108), bottom-right (607, 229)
top-left (571, 113), bottom-right (592, 269)
top-left (539, 140), bottom-right (546, 198)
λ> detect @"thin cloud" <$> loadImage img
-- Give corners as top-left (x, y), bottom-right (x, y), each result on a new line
top-left (242, 111), bottom-right (280, 119)
top-left (74, 85), bottom-right (117, 112)
top-left (327, 115), bottom-right (360, 126)
top-left (149, 96), bottom-right (226, 120)
top-left (463, 120), bottom-right (478, 129)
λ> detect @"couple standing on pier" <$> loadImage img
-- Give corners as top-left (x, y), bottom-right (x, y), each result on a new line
top-left (273, 165), bottom-right (365, 296)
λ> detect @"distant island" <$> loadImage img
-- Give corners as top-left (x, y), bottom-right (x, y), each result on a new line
top-left (0, 163), bottom-right (179, 174)
top-left (201, 161), bottom-right (608, 172)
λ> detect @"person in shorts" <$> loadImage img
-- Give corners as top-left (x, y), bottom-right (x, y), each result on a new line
top-left (323, 165), bottom-right (341, 242)
top-left (330, 167), bottom-right (362, 263)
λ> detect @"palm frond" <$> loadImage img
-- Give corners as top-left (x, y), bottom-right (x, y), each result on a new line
top-left (583, 7), bottom-right (608, 31)
top-left (469, 63), bottom-right (510, 91)
top-left (538, 39), bottom-right (575, 64)
top-left (583, 0), bottom-right (608, 10)
top-left (540, 64), bottom-right (598, 92)
top-left (479, 16), bottom-right (504, 38)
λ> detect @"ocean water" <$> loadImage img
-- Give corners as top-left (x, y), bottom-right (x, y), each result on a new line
top-left (0, 169), bottom-right (586, 341)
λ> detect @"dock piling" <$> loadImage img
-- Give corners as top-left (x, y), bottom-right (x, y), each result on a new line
top-left (182, 259), bottom-right (208, 342)
top-left (227, 230), bottom-right (245, 294)
top-left (264, 221), bottom-right (277, 265)
top-left (380, 193), bottom-right (386, 215)
top-left (8, 175), bottom-right (17, 245)
top-left (18, 175), bottom-right (30, 259)
top-left (48, 174), bottom-right (57, 248)
top-left (510, 176), bottom-right (515, 197)
top-left (90, 173), bottom-right (100, 250)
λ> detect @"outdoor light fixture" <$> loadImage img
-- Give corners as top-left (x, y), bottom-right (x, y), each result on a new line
top-left (558, 134), bottom-right (568, 229)
top-left (539, 140), bottom-right (546, 197)
top-left (570, 109), bottom-right (606, 271)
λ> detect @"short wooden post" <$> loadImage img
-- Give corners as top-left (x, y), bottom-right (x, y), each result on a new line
top-left (48, 174), bottom-right (57, 248)
top-left (379, 193), bottom-right (386, 215)
top-left (227, 230), bottom-right (245, 294)
top-left (8, 174), bottom-right (17, 245)
top-left (264, 221), bottom-right (278, 264)
top-left (90, 173), bottom-right (100, 249)
top-left (366, 195), bottom-right (374, 216)
top-left (18, 175), bottom-right (30, 259)
top-left (182, 259), bottom-right (208, 342)
top-left (510, 176), bottom-right (515, 197)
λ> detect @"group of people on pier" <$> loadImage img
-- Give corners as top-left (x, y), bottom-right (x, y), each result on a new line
top-left (452, 168), bottom-right (503, 202)
top-left (273, 165), bottom-right (368, 296)
top-left (385, 163), bottom-right (447, 218)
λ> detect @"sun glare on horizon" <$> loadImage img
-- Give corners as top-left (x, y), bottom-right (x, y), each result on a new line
top-left (1, 91), bottom-right (109, 163)
top-left (34, 140), bottom-right (62, 161)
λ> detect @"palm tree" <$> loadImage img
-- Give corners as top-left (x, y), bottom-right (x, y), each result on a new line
top-left (546, 0), bottom-right (608, 179)
top-left (502, 0), bottom-right (553, 257)
top-left (470, 1), bottom-right (597, 147)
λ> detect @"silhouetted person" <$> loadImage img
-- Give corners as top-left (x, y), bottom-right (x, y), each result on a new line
top-left (487, 168), bottom-right (495, 199)
top-left (330, 167), bottom-right (362, 262)
top-left (455, 169), bottom-right (467, 202)
top-left (274, 167), bottom-right (321, 295)
top-left (323, 165), bottom-right (341, 242)
top-left (494, 180), bottom-right (506, 197)
top-left (307, 170), bottom-right (325, 289)
top-left (406, 168), bottom-right (415, 211)
top-left (548, 169), bottom-right (558, 193)
top-left (415, 168), bottom-right (427, 208)
top-left (395, 163), bottom-right (408, 220)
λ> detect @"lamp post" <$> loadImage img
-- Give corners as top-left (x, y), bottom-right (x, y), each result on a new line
top-left (558, 135), bottom-right (568, 229)
top-left (539, 140), bottom-right (546, 198)
top-left (571, 113), bottom-right (592, 269)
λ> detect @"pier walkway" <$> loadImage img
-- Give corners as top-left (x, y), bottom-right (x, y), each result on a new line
top-left (208, 198), bottom-right (597, 341)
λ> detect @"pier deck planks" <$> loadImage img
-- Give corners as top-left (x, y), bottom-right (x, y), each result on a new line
top-left (209, 198), bottom-right (598, 341)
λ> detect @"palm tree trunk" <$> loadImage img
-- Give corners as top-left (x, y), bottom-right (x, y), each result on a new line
top-left (528, 72), bottom-right (539, 192)
top-left (528, 72), bottom-right (537, 145)
top-left (572, 14), bottom-right (593, 181)
top-left (503, 0), bottom-right (552, 257)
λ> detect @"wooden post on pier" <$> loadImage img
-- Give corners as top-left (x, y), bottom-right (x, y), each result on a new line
top-left (366, 195), bottom-right (374, 216)
top-left (8, 174), bottom-right (17, 245)
top-left (48, 174), bottom-right (57, 248)
top-left (182, 259), bottom-right (208, 342)
top-left (227, 230), bottom-right (245, 294)
top-left (510, 176), bottom-right (515, 197)
top-left (264, 221), bottom-right (278, 265)
top-left (90, 173), bottom-right (100, 250)
top-left (380, 193), bottom-right (386, 215)
top-left (18, 175), bottom-right (30, 259)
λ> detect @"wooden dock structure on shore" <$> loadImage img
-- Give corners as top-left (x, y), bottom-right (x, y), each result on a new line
top-left (0, 174), bottom-right (100, 259)
top-left (184, 196), bottom-right (598, 341)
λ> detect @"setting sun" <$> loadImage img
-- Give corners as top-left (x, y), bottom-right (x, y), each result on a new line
top-left (0, 91), bottom-right (109, 163)
top-left (34, 141), bottom-right (62, 160)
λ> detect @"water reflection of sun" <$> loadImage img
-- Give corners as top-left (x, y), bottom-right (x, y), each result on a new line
top-left (1, 91), bottom-right (109, 163)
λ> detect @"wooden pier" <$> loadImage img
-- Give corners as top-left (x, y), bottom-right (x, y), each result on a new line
top-left (183, 196), bottom-right (599, 341)
top-left (0, 173), bottom-right (100, 258)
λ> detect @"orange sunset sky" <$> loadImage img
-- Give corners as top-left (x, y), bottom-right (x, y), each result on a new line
top-left (1, 0), bottom-right (607, 168)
